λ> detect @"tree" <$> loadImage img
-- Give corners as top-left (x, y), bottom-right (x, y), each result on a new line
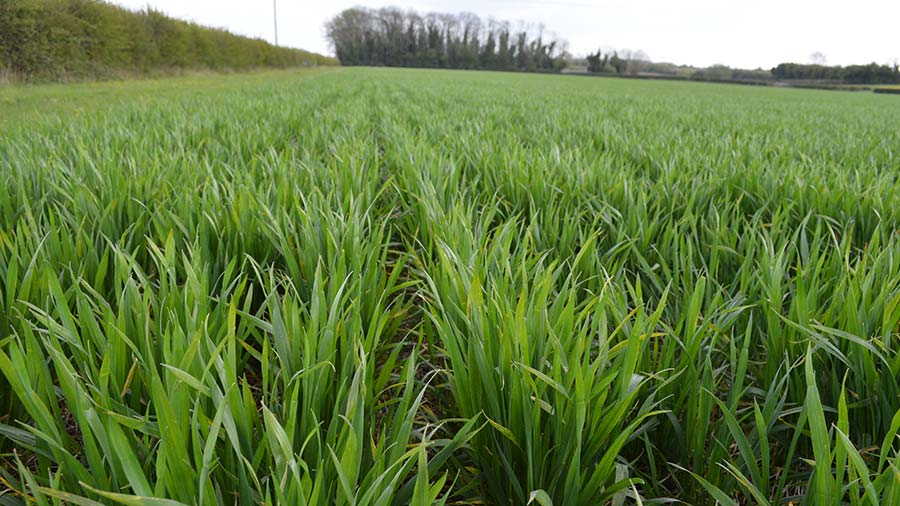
top-left (618, 48), bottom-right (650, 74)
top-left (480, 22), bottom-right (497, 69)
top-left (586, 48), bottom-right (603, 73)
top-left (497, 24), bottom-right (512, 70)
top-left (609, 52), bottom-right (626, 74)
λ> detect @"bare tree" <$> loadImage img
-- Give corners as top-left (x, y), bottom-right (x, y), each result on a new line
top-left (617, 48), bottom-right (650, 74)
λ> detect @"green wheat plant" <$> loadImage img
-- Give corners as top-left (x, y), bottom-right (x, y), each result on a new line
top-left (2, 67), bottom-right (900, 505)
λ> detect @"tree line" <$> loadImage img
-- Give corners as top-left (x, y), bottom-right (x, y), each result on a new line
top-left (325, 7), bottom-right (569, 72)
top-left (581, 46), bottom-right (900, 86)
top-left (0, 0), bottom-right (337, 82)
top-left (772, 62), bottom-right (900, 85)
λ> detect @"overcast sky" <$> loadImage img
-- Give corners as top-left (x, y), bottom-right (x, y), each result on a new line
top-left (110, 0), bottom-right (899, 69)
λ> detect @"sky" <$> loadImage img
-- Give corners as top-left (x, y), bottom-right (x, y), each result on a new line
top-left (110, 0), bottom-right (900, 70)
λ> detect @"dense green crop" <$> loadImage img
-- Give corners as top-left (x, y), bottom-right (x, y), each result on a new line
top-left (2, 67), bottom-right (900, 505)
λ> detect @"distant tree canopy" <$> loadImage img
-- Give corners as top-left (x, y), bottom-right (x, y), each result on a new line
top-left (772, 62), bottom-right (900, 84)
top-left (585, 49), bottom-right (608, 73)
top-left (690, 65), bottom-right (772, 82)
top-left (584, 48), bottom-right (649, 75)
top-left (0, 0), bottom-right (338, 81)
top-left (325, 7), bottom-right (568, 72)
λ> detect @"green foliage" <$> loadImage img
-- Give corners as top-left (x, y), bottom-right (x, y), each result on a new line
top-left (3, 67), bottom-right (900, 505)
top-left (772, 62), bottom-right (900, 84)
top-left (0, 0), bottom-right (337, 82)
top-left (585, 48), bottom-right (606, 73)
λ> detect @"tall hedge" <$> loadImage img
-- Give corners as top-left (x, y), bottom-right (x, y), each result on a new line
top-left (0, 0), bottom-right (338, 81)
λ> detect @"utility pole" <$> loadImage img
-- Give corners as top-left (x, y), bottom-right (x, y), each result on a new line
top-left (273, 0), bottom-right (279, 46)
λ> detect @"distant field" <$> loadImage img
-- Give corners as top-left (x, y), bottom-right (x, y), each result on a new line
top-left (2, 67), bottom-right (900, 505)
